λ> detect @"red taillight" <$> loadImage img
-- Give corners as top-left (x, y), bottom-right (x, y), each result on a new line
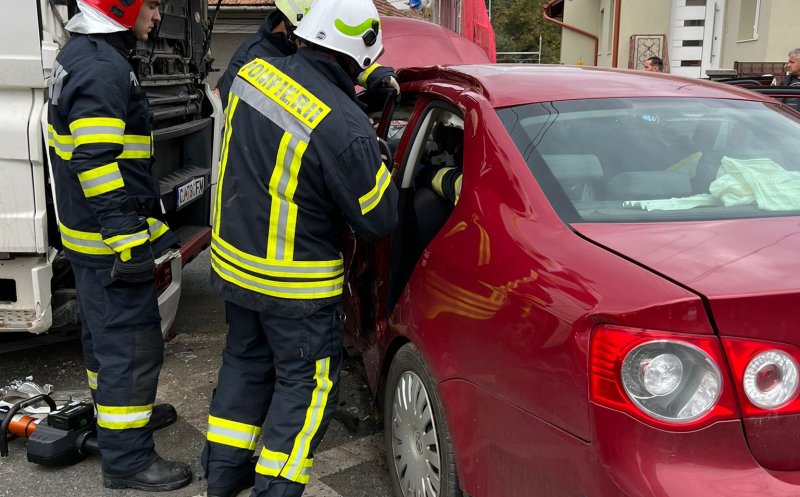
top-left (590, 325), bottom-right (739, 430)
top-left (155, 263), bottom-right (172, 294)
top-left (722, 338), bottom-right (800, 416)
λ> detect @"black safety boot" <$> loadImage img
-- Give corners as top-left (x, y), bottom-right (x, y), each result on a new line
top-left (102, 456), bottom-right (192, 492)
top-left (207, 459), bottom-right (256, 497)
top-left (148, 404), bottom-right (178, 431)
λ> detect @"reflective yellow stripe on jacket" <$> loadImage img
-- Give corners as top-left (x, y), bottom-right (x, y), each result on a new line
top-left (210, 235), bottom-right (344, 299)
top-left (48, 124), bottom-right (152, 161)
top-left (59, 218), bottom-right (171, 257)
top-left (211, 59), bottom-right (346, 299)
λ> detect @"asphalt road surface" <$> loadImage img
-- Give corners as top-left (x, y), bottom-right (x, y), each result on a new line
top-left (0, 250), bottom-right (393, 497)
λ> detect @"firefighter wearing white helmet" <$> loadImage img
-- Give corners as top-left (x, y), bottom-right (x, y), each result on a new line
top-left (215, 0), bottom-right (398, 108)
top-left (294, 0), bottom-right (384, 69)
top-left (202, 0), bottom-right (399, 495)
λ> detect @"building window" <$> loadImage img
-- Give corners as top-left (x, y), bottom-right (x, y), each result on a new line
top-left (680, 60), bottom-right (702, 67)
top-left (737, 0), bottom-right (761, 41)
top-left (684, 19), bottom-right (705, 26)
top-left (682, 40), bottom-right (703, 47)
top-left (685, 0), bottom-right (706, 5)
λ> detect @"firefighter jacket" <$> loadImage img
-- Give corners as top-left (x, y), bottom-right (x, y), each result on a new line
top-left (47, 31), bottom-right (178, 268)
top-left (211, 48), bottom-right (399, 310)
top-left (216, 11), bottom-right (295, 109)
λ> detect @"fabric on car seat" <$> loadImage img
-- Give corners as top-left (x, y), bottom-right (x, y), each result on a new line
top-left (412, 186), bottom-right (454, 258)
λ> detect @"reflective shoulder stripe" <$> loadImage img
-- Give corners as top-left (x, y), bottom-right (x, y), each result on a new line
top-left (96, 404), bottom-right (152, 430)
top-left (206, 415), bottom-right (261, 450)
top-left (454, 174), bottom-right (463, 204)
top-left (69, 117), bottom-right (125, 147)
top-left (211, 252), bottom-right (344, 299)
top-left (236, 58), bottom-right (331, 130)
top-left (359, 163), bottom-right (392, 215)
top-left (281, 357), bottom-right (331, 483)
top-left (231, 78), bottom-right (311, 142)
top-left (77, 162), bottom-right (125, 198)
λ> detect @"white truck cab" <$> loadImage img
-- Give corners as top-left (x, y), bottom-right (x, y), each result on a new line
top-left (0, 0), bottom-right (222, 335)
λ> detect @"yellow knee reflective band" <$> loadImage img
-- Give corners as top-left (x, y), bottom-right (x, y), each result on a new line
top-left (77, 162), bottom-right (125, 198)
top-left (96, 404), bottom-right (152, 429)
top-left (359, 163), bottom-right (391, 215)
top-left (281, 357), bottom-right (331, 483)
top-left (69, 117), bottom-right (125, 147)
top-left (206, 415), bottom-right (261, 450)
top-left (86, 369), bottom-right (98, 390)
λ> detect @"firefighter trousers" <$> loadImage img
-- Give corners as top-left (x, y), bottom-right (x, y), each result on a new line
top-left (203, 301), bottom-right (343, 497)
top-left (72, 263), bottom-right (163, 475)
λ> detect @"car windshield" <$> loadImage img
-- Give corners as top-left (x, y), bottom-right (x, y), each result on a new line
top-left (498, 97), bottom-right (800, 222)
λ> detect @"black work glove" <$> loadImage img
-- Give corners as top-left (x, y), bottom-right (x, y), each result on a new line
top-left (359, 64), bottom-right (400, 98)
top-left (111, 241), bottom-right (155, 284)
top-left (106, 220), bottom-right (156, 284)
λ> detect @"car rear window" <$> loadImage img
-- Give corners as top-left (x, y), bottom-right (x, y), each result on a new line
top-left (497, 97), bottom-right (800, 222)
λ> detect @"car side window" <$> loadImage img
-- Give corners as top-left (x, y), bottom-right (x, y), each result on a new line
top-left (400, 104), bottom-right (464, 190)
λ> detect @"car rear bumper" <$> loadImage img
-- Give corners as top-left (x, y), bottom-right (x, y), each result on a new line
top-left (593, 405), bottom-right (800, 497)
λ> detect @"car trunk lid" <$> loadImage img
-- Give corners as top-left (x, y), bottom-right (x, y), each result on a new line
top-left (573, 217), bottom-right (800, 470)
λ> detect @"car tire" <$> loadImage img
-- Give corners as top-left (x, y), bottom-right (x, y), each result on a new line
top-left (384, 343), bottom-right (461, 497)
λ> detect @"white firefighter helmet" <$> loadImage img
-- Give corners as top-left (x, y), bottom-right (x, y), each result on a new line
top-left (293, 0), bottom-right (384, 69)
top-left (274, 0), bottom-right (312, 27)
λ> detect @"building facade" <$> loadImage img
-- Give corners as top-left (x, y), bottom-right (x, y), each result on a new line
top-left (548, 0), bottom-right (800, 78)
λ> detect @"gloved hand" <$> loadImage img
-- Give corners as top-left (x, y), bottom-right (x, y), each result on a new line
top-left (359, 64), bottom-right (400, 98)
top-left (111, 241), bottom-right (155, 284)
top-left (106, 220), bottom-right (156, 284)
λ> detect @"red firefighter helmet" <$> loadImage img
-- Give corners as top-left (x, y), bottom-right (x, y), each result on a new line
top-left (82, 0), bottom-right (143, 29)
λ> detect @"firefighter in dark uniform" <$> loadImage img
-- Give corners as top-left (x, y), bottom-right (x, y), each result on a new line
top-left (47, 0), bottom-right (191, 491)
top-left (202, 0), bottom-right (399, 495)
top-left (214, 0), bottom-right (399, 109)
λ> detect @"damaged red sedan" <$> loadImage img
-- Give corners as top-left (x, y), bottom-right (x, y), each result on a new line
top-left (346, 54), bottom-right (800, 496)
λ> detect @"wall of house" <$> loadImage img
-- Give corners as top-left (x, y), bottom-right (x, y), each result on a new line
top-left (208, 33), bottom-right (250, 89)
top-left (561, 0), bottom-right (670, 68)
top-left (719, 0), bottom-right (769, 66)
top-left (719, 0), bottom-right (800, 68)
top-left (763, 1), bottom-right (800, 61)
top-left (561, 0), bottom-right (602, 65)
top-left (617, 0), bottom-right (670, 68)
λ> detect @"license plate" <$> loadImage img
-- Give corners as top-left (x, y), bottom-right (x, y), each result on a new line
top-left (176, 177), bottom-right (204, 210)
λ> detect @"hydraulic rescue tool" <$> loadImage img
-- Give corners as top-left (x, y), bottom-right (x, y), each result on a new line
top-left (0, 393), bottom-right (99, 466)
